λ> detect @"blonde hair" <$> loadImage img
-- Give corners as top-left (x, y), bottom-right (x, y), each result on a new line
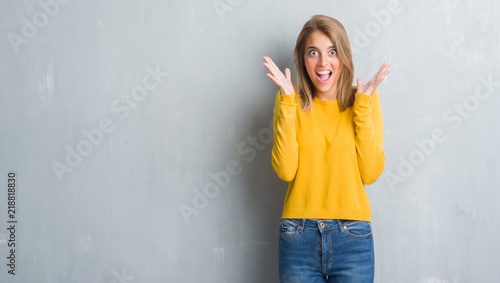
top-left (294, 15), bottom-right (355, 112)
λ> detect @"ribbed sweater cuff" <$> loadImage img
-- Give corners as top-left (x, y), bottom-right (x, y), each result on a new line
top-left (280, 92), bottom-right (295, 103)
top-left (354, 92), bottom-right (372, 106)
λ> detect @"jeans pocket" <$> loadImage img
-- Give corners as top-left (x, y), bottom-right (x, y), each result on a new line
top-left (344, 220), bottom-right (372, 239)
top-left (279, 218), bottom-right (300, 239)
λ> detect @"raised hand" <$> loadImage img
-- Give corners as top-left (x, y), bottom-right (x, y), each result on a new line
top-left (262, 56), bottom-right (295, 95)
top-left (356, 63), bottom-right (391, 96)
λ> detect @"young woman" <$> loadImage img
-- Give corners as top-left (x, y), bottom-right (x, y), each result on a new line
top-left (262, 15), bottom-right (390, 282)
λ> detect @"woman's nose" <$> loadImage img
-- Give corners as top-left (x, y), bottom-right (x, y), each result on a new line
top-left (319, 55), bottom-right (327, 66)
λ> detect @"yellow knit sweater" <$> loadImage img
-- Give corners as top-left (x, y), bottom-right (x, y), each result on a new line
top-left (272, 86), bottom-right (385, 222)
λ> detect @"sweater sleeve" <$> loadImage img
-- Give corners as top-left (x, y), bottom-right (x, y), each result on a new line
top-left (353, 89), bottom-right (385, 184)
top-left (271, 90), bottom-right (299, 182)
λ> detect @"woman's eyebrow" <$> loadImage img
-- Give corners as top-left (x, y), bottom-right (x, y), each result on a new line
top-left (306, 45), bottom-right (336, 50)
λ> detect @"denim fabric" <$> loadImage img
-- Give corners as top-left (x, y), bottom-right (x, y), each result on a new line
top-left (278, 219), bottom-right (374, 283)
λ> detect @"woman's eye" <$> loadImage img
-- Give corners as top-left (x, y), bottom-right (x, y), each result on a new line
top-left (330, 49), bottom-right (337, 55)
top-left (309, 50), bottom-right (317, 56)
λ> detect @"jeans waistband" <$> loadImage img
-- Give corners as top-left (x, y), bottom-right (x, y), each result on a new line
top-left (284, 219), bottom-right (364, 233)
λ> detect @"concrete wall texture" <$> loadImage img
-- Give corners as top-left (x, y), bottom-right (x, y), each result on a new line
top-left (1, 0), bottom-right (499, 282)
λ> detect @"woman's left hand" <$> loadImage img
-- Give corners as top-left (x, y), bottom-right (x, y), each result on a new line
top-left (356, 63), bottom-right (391, 96)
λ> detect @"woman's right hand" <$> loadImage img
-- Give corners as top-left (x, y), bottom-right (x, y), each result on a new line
top-left (262, 56), bottom-right (294, 95)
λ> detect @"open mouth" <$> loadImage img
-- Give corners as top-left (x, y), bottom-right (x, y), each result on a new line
top-left (316, 71), bottom-right (332, 84)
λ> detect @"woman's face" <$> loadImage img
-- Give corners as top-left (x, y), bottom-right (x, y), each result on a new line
top-left (304, 31), bottom-right (342, 99)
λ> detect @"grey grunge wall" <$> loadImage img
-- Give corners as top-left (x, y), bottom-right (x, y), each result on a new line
top-left (1, 0), bottom-right (499, 282)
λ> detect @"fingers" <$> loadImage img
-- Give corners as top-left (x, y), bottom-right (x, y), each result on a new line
top-left (375, 63), bottom-right (391, 81)
top-left (370, 63), bottom-right (391, 88)
top-left (262, 57), bottom-right (296, 95)
top-left (265, 56), bottom-right (281, 74)
top-left (262, 56), bottom-right (283, 78)
top-left (285, 68), bottom-right (291, 81)
top-left (377, 63), bottom-right (391, 74)
top-left (266, 73), bottom-right (281, 86)
top-left (356, 63), bottom-right (391, 95)
top-left (263, 56), bottom-right (294, 92)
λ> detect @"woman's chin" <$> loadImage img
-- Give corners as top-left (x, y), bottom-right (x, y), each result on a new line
top-left (314, 83), bottom-right (334, 94)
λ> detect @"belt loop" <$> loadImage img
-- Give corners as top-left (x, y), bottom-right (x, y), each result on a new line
top-left (298, 219), bottom-right (306, 233)
top-left (336, 219), bottom-right (345, 233)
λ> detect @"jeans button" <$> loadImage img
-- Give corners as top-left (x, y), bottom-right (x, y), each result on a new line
top-left (320, 223), bottom-right (325, 228)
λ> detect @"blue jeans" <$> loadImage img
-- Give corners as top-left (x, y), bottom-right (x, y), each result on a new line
top-left (278, 219), bottom-right (374, 283)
